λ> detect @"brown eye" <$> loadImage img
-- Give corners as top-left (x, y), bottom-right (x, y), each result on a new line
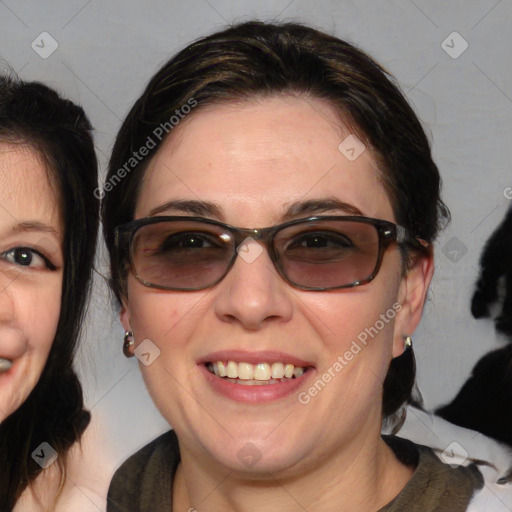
top-left (288, 231), bottom-right (353, 249)
top-left (160, 232), bottom-right (218, 251)
top-left (1, 247), bottom-right (55, 270)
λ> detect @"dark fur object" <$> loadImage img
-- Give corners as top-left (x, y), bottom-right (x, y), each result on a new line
top-left (436, 344), bottom-right (512, 448)
top-left (436, 206), bottom-right (512, 482)
top-left (471, 204), bottom-right (512, 335)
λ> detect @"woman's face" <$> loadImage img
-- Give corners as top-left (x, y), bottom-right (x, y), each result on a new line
top-left (121, 97), bottom-right (430, 474)
top-left (0, 144), bottom-right (63, 423)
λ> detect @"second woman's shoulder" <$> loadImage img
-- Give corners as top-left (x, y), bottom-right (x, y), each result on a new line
top-left (106, 430), bottom-right (180, 512)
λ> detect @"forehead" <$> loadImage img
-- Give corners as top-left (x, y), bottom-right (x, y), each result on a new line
top-left (137, 96), bottom-right (394, 224)
top-left (0, 143), bottom-right (61, 227)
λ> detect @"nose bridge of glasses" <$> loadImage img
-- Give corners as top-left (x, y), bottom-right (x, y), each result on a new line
top-left (223, 226), bottom-right (289, 297)
top-left (229, 226), bottom-right (281, 275)
top-left (232, 226), bottom-right (274, 250)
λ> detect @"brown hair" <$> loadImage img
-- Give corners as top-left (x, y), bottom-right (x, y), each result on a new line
top-left (102, 20), bottom-right (449, 421)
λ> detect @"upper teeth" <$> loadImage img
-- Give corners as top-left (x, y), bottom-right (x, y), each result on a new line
top-left (0, 358), bottom-right (13, 373)
top-left (209, 361), bottom-right (305, 380)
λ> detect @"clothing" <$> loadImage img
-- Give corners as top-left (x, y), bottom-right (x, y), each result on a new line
top-left (107, 430), bottom-right (491, 512)
top-left (108, 431), bottom-right (179, 512)
top-left (397, 405), bottom-right (512, 484)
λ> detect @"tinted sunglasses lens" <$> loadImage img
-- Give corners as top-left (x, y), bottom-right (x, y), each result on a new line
top-left (276, 220), bottom-right (380, 288)
top-left (131, 221), bottom-right (233, 289)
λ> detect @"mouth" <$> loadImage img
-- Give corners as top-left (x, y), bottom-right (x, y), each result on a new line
top-left (205, 360), bottom-right (311, 386)
top-left (0, 357), bottom-right (13, 374)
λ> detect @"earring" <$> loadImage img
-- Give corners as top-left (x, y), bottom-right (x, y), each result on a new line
top-left (123, 330), bottom-right (135, 358)
top-left (404, 336), bottom-right (412, 350)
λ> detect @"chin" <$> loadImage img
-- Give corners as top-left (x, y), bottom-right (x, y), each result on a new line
top-left (195, 429), bottom-right (309, 477)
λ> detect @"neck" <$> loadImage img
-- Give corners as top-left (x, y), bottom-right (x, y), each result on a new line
top-left (173, 432), bottom-right (413, 512)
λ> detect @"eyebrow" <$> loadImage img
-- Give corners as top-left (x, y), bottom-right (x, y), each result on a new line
top-left (148, 200), bottom-right (223, 219)
top-left (147, 197), bottom-right (363, 222)
top-left (11, 221), bottom-right (61, 239)
top-left (281, 198), bottom-right (363, 220)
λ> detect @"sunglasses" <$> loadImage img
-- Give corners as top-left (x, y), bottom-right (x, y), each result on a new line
top-left (114, 215), bottom-right (427, 291)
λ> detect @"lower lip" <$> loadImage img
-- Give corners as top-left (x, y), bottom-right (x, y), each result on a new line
top-left (199, 364), bottom-right (314, 403)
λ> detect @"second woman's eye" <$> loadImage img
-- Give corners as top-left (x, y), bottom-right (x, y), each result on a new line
top-left (148, 231), bottom-right (230, 266)
top-left (282, 231), bottom-right (356, 263)
top-left (1, 247), bottom-right (55, 270)
top-left (160, 232), bottom-right (219, 252)
top-left (289, 231), bottom-right (353, 249)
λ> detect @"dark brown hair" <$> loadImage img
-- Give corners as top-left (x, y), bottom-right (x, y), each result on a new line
top-left (0, 73), bottom-right (99, 510)
top-left (101, 21), bottom-right (449, 421)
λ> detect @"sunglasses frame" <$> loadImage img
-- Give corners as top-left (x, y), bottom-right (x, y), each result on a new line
top-left (115, 215), bottom-right (427, 291)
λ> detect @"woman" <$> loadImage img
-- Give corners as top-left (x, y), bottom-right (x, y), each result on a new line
top-left (0, 74), bottom-right (99, 510)
top-left (103, 22), bottom-right (509, 511)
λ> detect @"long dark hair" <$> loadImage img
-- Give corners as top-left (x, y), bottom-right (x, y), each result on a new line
top-left (0, 73), bottom-right (99, 510)
top-left (101, 21), bottom-right (449, 424)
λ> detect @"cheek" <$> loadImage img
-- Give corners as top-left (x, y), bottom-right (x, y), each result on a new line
top-left (0, 282), bottom-right (63, 421)
top-left (298, 278), bottom-right (402, 400)
top-left (302, 289), bottom-right (399, 346)
top-left (296, 294), bottom-right (401, 419)
top-left (22, 284), bottom-right (62, 358)
top-left (124, 283), bottom-right (211, 423)
top-left (126, 280), bottom-right (203, 349)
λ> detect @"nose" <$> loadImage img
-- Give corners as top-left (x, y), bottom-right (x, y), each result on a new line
top-left (213, 237), bottom-right (294, 330)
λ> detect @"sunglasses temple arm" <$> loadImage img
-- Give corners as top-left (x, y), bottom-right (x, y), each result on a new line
top-left (396, 225), bottom-right (429, 249)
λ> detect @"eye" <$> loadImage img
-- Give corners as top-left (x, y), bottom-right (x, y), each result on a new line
top-left (288, 231), bottom-right (353, 249)
top-left (1, 247), bottom-right (55, 270)
top-left (282, 231), bottom-right (356, 263)
top-left (144, 231), bottom-right (231, 267)
top-left (158, 232), bottom-right (222, 252)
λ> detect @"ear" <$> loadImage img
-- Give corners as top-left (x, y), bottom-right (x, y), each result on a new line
top-left (119, 300), bottom-right (131, 333)
top-left (392, 248), bottom-right (434, 357)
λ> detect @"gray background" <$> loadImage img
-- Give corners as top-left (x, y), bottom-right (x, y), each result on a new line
top-left (1, 0), bottom-right (511, 471)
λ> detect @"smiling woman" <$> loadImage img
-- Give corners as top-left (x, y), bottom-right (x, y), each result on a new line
top-left (0, 75), bottom-right (99, 511)
top-left (0, 144), bottom-right (64, 419)
top-left (101, 21), bottom-right (505, 512)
